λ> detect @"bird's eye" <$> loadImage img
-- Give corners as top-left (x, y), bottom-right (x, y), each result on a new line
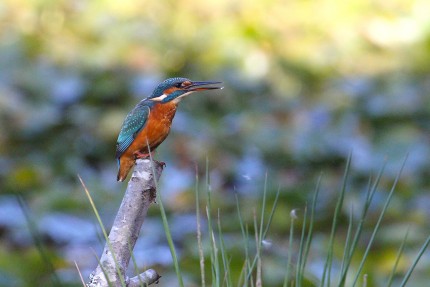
top-left (175, 83), bottom-right (182, 88)
top-left (180, 81), bottom-right (192, 88)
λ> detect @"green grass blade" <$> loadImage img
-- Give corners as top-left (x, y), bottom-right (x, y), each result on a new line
top-left (351, 156), bottom-right (408, 287)
top-left (245, 225), bottom-right (252, 287)
top-left (247, 174), bottom-right (275, 281)
top-left (238, 260), bottom-right (247, 287)
top-left (239, 173), bottom-right (281, 286)
top-left (250, 173), bottom-right (269, 287)
top-left (386, 228), bottom-right (409, 287)
top-left (218, 209), bottom-right (233, 287)
top-left (79, 176), bottom-right (125, 287)
top-left (399, 233), bottom-right (430, 287)
top-left (16, 195), bottom-right (63, 287)
top-left (204, 157), bottom-right (221, 287)
top-left (320, 153), bottom-right (352, 287)
top-left (297, 206), bottom-right (308, 287)
top-left (91, 248), bottom-right (114, 287)
top-left (236, 193), bottom-right (250, 286)
top-left (300, 175), bottom-right (321, 282)
top-left (338, 163), bottom-right (386, 285)
top-left (362, 274), bottom-right (368, 287)
top-left (339, 205), bottom-right (354, 285)
top-left (195, 164), bottom-right (206, 287)
top-left (283, 209), bottom-right (297, 287)
top-left (147, 151), bottom-right (184, 287)
top-left (128, 241), bottom-right (146, 287)
top-left (208, 207), bottom-right (220, 287)
top-left (262, 185), bottom-right (281, 240)
top-left (253, 210), bottom-right (263, 287)
top-left (155, 181), bottom-right (184, 287)
top-left (259, 173), bottom-right (268, 249)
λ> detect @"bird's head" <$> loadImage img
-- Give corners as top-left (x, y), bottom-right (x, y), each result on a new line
top-left (149, 77), bottom-right (223, 104)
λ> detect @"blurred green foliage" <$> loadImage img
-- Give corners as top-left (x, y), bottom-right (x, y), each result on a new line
top-left (0, 0), bottom-right (430, 286)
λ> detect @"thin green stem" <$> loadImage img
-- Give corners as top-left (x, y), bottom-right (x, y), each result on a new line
top-left (91, 248), bottom-right (114, 287)
top-left (254, 209), bottom-right (263, 287)
top-left (147, 149), bottom-right (184, 287)
top-left (321, 153), bottom-right (352, 287)
top-left (339, 163), bottom-right (386, 286)
top-left (218, 209), bottom-right (232, 287)
top-left (195, 164), bottom-right (206, 287)
top-left (352, 156), bottom-right (408, 287)
top-left (208, 207), bottom-right (220, 287)
top-left (399, 234), bottom-right (430, 287)
top-left (283, 210), bottom-right (296, 287)
top-left (259, 173), bottom-right (268, 248)
top-left (339, 205), bottom-right (354, 285)
top-left (79, 176), bottom-right (125, 287)
top-left (128, 241), bottom-right (146, 287)
top-left (387, 228), bottom-right (409, 287)
top-left (16, 195), bottom-right (63, 287)
top-left (236, 193), bottom-right (252, 286)
top-left (263, 186), bottom-right (281, 240)
top-left (300, 175), bottom-right (321, 282)
top-left (297, 206), bottom-right (308, 287)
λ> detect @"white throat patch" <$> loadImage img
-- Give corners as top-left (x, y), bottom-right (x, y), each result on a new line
top-left (172, 91), bottom-right (194, 104)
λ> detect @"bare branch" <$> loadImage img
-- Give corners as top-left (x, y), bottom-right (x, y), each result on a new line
top-left (128, 269), bottom-right (161, 287)
top-left (87, 159), bottom-right (164, 287)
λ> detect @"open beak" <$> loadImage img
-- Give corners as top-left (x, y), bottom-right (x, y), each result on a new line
top-left (186, 81), bottom-right (223, 92)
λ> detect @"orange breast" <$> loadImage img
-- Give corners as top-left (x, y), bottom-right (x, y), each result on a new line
top-left (125, 101), bottom-right (178, 156)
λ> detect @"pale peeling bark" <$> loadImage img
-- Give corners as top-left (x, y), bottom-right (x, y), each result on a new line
top-left (87, 159), bottom-right (164, 287)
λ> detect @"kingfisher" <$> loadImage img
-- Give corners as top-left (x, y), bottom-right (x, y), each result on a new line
top-left (115, 77), bottom-right (223, 182)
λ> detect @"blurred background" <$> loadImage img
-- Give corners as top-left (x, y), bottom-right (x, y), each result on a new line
top-left (1, 0), bottom-right (430, 286)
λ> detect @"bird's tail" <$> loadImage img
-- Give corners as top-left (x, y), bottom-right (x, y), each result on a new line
top-left (117, 157), bottom-right (135, 182)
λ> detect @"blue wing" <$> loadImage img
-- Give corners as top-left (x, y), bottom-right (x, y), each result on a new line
top-left (115, 101), bottom-right (151, 159)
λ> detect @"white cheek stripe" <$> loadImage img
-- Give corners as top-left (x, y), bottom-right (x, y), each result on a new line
top-left (150, 94), bottom-right (168, 101)
top-left (151, 91), bottom-right (195, 103)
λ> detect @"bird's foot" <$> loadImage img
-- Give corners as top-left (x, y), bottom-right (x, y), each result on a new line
top-left (133, 151), bottom-right (165, 168)
top-left (134, 151), bottom-right (151, 159)
top-left (156, 160), bottom-right (166, 168)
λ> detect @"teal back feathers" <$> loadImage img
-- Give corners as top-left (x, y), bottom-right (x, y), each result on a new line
top-left (115, 101), bottom-right (152, 159)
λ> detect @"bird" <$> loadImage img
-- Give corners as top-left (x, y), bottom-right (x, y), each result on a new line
top-left (115, 77), bottom-right (223, 182)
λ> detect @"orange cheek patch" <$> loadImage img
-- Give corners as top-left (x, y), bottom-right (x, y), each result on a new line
top-left (163, 87), bottom-right (178, 95)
